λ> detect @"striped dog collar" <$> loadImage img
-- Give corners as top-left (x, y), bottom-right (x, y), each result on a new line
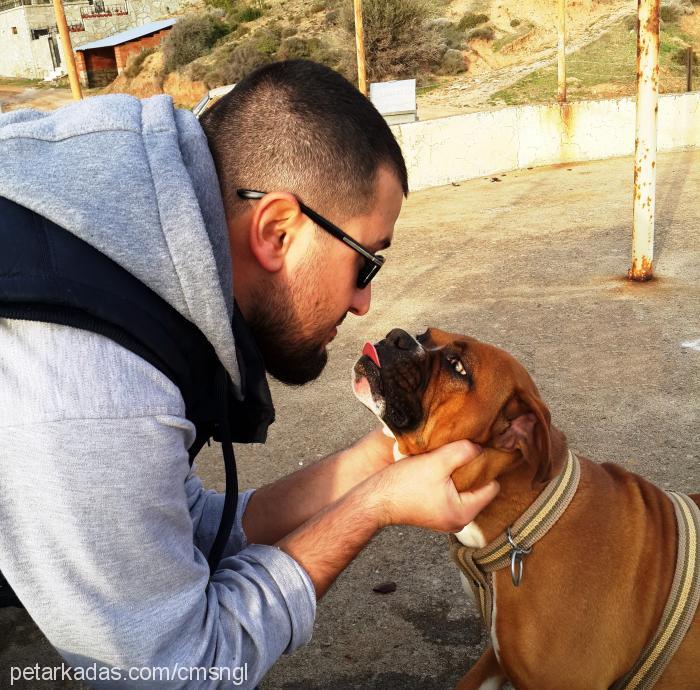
top-left (450, 450), bottom-right (581, 631)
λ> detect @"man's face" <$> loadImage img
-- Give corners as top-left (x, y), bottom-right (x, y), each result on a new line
top-left (250, 166), bottom-right (405, 385)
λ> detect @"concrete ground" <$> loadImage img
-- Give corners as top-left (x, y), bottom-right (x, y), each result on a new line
top-left (1, 150), bottom-right (698, 689)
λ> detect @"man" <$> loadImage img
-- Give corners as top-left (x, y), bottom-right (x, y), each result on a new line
top-left (0, 60), bottom-right (498, 687)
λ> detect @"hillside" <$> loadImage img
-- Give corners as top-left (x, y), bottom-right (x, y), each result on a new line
top-left (2, 0), bottom-right (697, 115)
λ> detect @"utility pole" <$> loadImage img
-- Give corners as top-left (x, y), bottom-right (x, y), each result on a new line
top-left (353, 0), bottom-right (367, 96)
top-left (629, 0), bottom-right (659, 282)
top-left (557, 0), bottom-right (566, 102)
top-left (52, 0), bottom-right (82, 100)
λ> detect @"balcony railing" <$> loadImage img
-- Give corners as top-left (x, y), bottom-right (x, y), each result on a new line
top-left (80, 3), bottom-right (127, 19)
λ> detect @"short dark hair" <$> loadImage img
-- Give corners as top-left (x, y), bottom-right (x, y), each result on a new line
top-left (199, 60), bottom-right (408, 223)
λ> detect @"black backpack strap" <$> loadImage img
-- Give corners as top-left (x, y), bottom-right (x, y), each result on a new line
top-left (0, 570), bottom-right (23, 608)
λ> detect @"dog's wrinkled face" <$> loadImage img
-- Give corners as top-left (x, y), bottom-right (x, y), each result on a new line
top-left (353, 327), bottom-right (553, 486)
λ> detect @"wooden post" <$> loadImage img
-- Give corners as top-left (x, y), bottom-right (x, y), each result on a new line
top-left (353, 0), bottom-right (367, 96)
top-left (687, 46), bottom-right (693, 93)
top-left (629, 0), bottom-right (659, 282)
top-left (52, 0), bottom-right (82, 99)
top-left (557, 0), bottom-right (566, 102)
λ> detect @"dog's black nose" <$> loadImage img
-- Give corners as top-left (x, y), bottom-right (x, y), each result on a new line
top-left (385, 328), bottom-right (415, 351)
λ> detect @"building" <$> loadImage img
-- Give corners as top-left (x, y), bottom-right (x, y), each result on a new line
top-left (75, 17), bottom-right (175, 87)
top-left (0, 0), bottom-right (185, 81)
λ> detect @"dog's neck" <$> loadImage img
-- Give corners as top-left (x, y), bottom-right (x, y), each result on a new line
top-left (454, 426), bottom-right (569, 544)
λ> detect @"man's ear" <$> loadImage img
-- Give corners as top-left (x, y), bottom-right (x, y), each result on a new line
top-left (247, 192), bottom-right (307, 273)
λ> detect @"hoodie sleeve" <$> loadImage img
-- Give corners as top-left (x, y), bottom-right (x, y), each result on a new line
top-left (0, 319), bottom-right (316, 689)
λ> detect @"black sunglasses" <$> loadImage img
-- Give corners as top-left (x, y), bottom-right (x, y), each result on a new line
top-left (237, 189), bottom-right (385, 289)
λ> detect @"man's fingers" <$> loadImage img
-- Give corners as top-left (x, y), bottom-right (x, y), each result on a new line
top-left (457, 480), bottom-right (500, 518)
top-left (433, 439), bottom-right (483, 473)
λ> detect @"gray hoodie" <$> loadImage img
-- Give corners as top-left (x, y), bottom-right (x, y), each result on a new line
top-left (0, 94), bottom-right (316, 688)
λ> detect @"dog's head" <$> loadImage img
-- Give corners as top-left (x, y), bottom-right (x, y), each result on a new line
top-left (353, 327), bottom-right (555, 487)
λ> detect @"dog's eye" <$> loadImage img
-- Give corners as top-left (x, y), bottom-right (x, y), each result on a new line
top-left (447, 355), bottom-right (467, 376)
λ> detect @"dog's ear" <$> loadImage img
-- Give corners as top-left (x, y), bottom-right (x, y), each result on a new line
top-left (494, 386), bottom-right (553, 487)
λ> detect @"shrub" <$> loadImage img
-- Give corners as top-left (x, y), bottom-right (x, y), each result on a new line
top-left (236, 5), bottom-right (263, 22)
top-left (276, 36), bottom-right (315, 60)
top-left (468, 25), bottom-right (495, 41)
top-left (324, 8), bottom-right (340, 26)
top-left (340, 0), bottom-right (443, 81)
top-left (124, 47), bottom-right (156, 78)
top-left (671, 46), bottom-right (697, 70)
top-left (162, 14), bottom-right (231, 73)
top-left (440, 23), bottom-right (466, 49)
top-left (253, 24), bottom-right (281, 55)
top-left (458, 12), bottom-right (488, 31)
top-left (437, 48), bottom-right (467, 75)
top-left (206, 38), bottom-right (270, 86)
top-left (660, 4), bottom-right (680, 22)
top-left (624, 13), bottom-right (638, 31)
top-left (510, 18), bottom-right (521, 28)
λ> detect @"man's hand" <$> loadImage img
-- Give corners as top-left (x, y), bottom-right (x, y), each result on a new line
top-left (277, 439), bottom-right (499, 598)
top-left (346, 426), bottom-right (396, 473)
top-left (364, 440), bottom-right (500, 533)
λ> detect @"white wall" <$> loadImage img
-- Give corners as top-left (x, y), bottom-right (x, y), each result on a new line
top-left (392, 93), bottom-right (700, 191)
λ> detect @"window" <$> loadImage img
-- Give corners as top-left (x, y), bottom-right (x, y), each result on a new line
top-left (12, 27), bottom-right (18, 35)
top-left (31, 28), bottom-right (50, 40)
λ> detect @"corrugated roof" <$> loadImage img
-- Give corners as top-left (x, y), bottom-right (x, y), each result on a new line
top-left (76, 18), bottom-right (177, 51)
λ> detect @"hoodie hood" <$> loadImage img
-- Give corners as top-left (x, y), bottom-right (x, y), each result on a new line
top-left (0, 94), bottom-right (241, 394)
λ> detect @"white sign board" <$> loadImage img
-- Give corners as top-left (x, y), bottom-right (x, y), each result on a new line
top-left (369, 79), bottom-right (417, 123)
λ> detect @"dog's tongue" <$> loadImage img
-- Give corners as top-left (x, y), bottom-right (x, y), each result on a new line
top-left (362, 342), bottom-right (381, 368)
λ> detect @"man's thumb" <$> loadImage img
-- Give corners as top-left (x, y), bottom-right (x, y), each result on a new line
top-left (457, 480), bottom-right (500, 514)
top-left (438, 439), bottom-right (483, 473)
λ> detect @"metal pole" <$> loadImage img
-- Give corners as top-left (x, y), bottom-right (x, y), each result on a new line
top-left (687, 47), bottom-right (693, 93)
top-left (353, 0), bottom-right (367, 96)
top-left (629, 0), bottom-right (659, 282)
top-left (52, 0), bottom-right (82, 100)
top-left (557, 0), bottom-right (566, 102)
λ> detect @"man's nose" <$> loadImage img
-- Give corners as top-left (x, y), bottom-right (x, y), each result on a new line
top-left (349, 282), bottom-right (371, 316)
top-left (385, 328), bottom-right (416, 350)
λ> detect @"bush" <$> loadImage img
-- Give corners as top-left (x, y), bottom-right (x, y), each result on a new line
top-left (340, 0), bottom-right (443, 81)
top-left (123, 47), bottom-right (156, 78)
top-left (437, 48), bottom-right (467, 75)
top-left (276, 36), bottom-right (315, 60)
top-left (510, 18), bottom-right (521, 28)
top-left (458, 12), bottom-right (488, 31)
top-left (253, 23), bottom-right (281, 55)
top-left (206, 38), bottom-right (270, 86)
top-left (440, 23), bottom-right (466, 49)
top-left (468, 25), bottom-right (495, 41)
top-left (236, 4), bottom-right (263, 22)
top-left (624, 13), bottom-right (638, 31)
top-left (671, 46), bottom-right (697, 71)
top-left (162, 14), bottom-right (231, 73)
top-left (660, 4), bottom-right (680, 22)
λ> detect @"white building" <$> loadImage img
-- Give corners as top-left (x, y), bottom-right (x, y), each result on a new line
top-left (0, 0), bottom-right (187, 80)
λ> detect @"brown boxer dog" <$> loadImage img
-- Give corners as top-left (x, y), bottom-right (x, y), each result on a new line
top-left (352, 327), bottom-right (699, 690)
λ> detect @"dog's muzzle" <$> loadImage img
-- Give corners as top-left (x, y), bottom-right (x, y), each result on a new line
top-left (353, 328), bottom-right (428, 432)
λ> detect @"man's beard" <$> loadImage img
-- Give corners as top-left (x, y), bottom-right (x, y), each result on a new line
top-left (246, 274), bottom-right (333, 386)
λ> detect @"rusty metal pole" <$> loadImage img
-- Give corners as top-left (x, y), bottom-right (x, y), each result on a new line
top-left (353, 0), bottom-right (367, 96)
top-left (629, 0), bottom-right (659, 282)
top-left (557, 0), bottom-right (566, 102)
top-left (52, 0), bottom-right (82, 99)
top-left (687, 47), bottom-right (693, 93)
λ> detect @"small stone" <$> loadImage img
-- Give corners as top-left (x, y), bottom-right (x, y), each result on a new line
top-left (373, 581), bottom-right (397, 594)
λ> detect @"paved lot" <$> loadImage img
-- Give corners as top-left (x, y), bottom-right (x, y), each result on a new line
top-left (1, 150), bottom-right (698, 689)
